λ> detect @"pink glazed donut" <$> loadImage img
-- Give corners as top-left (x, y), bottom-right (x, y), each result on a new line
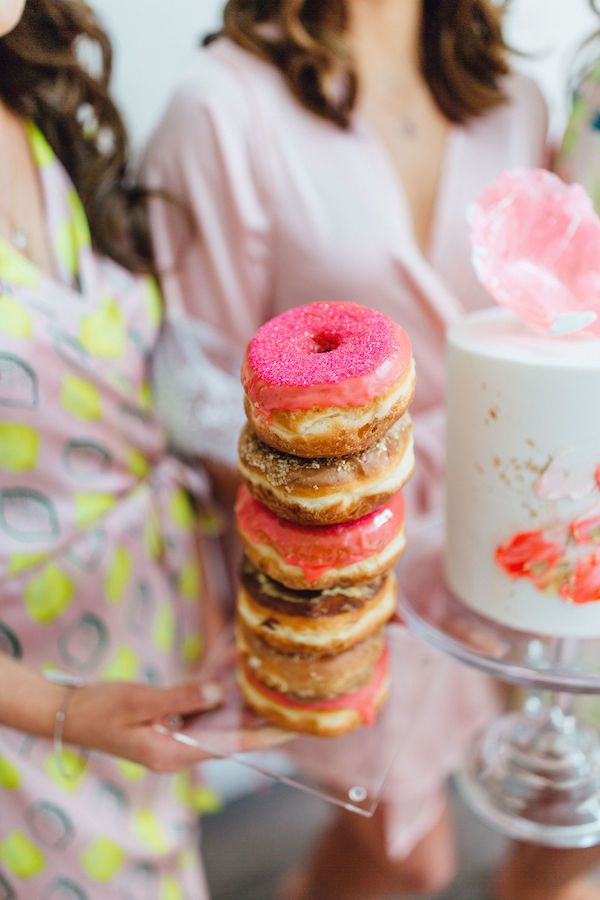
top-left (241, 302), bottom-right (415, 457)
top-left (235, 485), bottom-right (407, 590)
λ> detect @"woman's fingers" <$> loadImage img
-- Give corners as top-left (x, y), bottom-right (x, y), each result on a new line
top-left (59, 682), bottom-right (227, 770)
top-left (237, 726), bottom-right (294, 752)
top-left (135, 725), bottom-right (215, 772)
top-left (197, 682), bottom-right (225, 710)
top-left (165, 722), bottom-right (294, 757)
top-left (142, 680), bottom-right (225, 721)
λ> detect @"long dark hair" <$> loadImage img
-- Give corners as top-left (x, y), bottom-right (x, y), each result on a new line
top-left (0, 0), bottom-right (154, 273)
top-left (208, 0), bottom-right (511, 128)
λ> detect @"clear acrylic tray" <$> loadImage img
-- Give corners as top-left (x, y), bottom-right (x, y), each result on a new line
top-left (171, 623), bottom-right (434, 816)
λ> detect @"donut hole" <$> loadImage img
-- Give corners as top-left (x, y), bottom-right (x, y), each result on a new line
top-left (312, 332), bottom-right (341, 354)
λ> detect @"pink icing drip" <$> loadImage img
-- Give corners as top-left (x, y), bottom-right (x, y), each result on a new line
top-left (242, 302), bottom-right (412, 412)
top-left (236, 486), bottom-right (405, 581)
top-left (244, 645), bottom-right (390, 726)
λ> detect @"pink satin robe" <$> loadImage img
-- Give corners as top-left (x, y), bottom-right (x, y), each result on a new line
top-left (145, 37), bottom-right (548, 856)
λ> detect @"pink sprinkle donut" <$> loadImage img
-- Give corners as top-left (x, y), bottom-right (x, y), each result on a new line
top-left (235, 486), bottom-right (406, 590)
top-left (242, 302), bottom-right (415, 457)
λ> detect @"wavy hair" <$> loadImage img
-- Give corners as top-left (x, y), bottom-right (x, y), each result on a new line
top-left (0, 0), bottom-right (154, 273)
top-left (208, 0), bottom-right (511, 127)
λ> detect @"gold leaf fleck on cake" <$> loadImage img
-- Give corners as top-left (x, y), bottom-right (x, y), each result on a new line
top-left (522, 501), bottom-right (538, 519)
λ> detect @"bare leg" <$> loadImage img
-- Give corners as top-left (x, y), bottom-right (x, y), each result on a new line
top-left (280, 801), bottom-right (455, 900)
top-left (494, 843), bottom-right (600, 900)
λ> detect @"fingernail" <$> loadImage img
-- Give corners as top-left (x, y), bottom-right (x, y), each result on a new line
top-left (166, 714), bottom-right (184, 731)
top-left (198, 682), bottom-right (224, 707)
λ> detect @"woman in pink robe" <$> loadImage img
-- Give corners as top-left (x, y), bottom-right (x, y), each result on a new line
top-left (144, 1), bottom-right (561, 897)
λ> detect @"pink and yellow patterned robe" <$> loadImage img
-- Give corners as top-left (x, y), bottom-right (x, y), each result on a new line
top-left (0, 124), bottom-right (211, 900)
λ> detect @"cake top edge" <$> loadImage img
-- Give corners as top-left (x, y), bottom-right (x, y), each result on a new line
top-left (448, 308), bottom-right (600, 368)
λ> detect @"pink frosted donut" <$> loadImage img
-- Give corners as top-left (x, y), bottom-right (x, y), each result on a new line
top-left (235, 485), bottom-right (406, 590)
top-left (237, 642), bottom-right (391, 737)
top-left (242, 302), bottom-right (415, 457)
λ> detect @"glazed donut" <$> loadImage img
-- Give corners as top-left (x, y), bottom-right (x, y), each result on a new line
top-left (235, 485), bottom-right (406, 590)
top-left (237, 560), bottom-right (397, 655)
top-left (242, 302), bottom-right (415, 458)
top-left (237, 643), bottom-right (390, 737)
top-left (236, 619), bottom-right (385, 700)
top-left (238, 414), bottom-right (413, 526)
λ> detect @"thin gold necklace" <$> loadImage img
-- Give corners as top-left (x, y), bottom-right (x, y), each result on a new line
top-left (0, 208), bottom-right (30, 253)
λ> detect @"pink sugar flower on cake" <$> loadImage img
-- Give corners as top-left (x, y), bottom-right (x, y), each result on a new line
top-left (470, 168), bottom-right (600, 337)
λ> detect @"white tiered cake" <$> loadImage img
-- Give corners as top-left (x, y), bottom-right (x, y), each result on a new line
top-left (445, 307), bottom-right (600, 637)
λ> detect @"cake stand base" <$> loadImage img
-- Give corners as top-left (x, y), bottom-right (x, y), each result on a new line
top-left (457, 697), bottom-right (600, 848)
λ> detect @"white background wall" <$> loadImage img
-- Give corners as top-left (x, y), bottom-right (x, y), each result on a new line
top-left (95, 0), bottom-right (224, 148)
top-left (94, 0), bottom-right (598, 148)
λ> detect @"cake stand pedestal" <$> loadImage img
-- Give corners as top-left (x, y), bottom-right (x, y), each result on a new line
top-left (398, 542), bottom-right (600, 848)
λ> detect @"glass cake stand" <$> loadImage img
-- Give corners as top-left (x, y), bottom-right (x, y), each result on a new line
top-left (398, 531), bottom-right (600, 848)
top-left (167, 622), bottom-right (435, 817)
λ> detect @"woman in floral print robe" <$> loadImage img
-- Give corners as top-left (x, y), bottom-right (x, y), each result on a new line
top-left (0, 2), bottom-right (234, 898)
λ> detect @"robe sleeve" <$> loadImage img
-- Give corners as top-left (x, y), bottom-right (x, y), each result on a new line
top-left (144, 53), bottom-right (273, 463)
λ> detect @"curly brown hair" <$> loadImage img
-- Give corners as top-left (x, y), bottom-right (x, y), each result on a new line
top-left (208, 0), bottom-right (511, 127)
top-left (0, 0), bottom-right (154, 274)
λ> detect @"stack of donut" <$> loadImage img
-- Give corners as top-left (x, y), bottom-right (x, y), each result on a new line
top-left (235, 302), bottom-right (416, 737)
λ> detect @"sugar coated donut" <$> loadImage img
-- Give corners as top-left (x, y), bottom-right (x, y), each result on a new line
top-left (237, 560), bottom-right (397, 654)
top-left (242, 302), bottom-right (415, 457)
top-left (236, 619), bottom-right (385, 700)
top-left (235, 485), bottom-right (406, 590)
top-left (238, 415), bottom-right (413, 526)
top-left (237, 643), bottom-right (390, 737)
